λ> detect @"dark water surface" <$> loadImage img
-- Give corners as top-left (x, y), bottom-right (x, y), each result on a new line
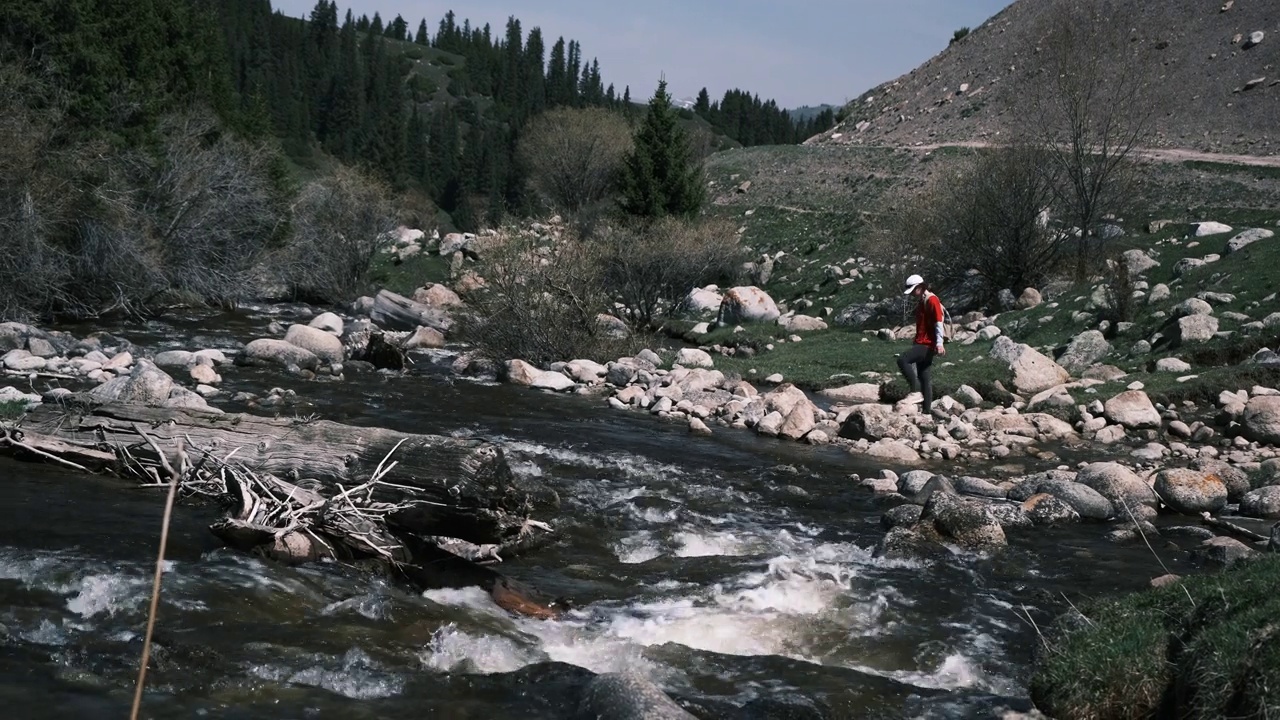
top-left (0, 307), bottom-right (1198, 719)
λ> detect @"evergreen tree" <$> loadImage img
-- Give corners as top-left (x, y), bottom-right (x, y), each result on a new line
top-left (617, 79), bottom-right (706, 219)
top-left (546, 37), bottom-right (566, 106)
top-left (694, 87), bottom-right (710, 115)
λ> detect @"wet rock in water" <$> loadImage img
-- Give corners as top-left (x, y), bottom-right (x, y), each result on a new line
top-left (1106, 520), bottom-right (1159, 544)
top-left (865, 438), bottom-right (922, 465)
top-left (839, 403), bottom-right (922, 443)
top-left (236, 339), bottom-right (321, 372)
top-left (1196, 536), bottom-right (1258, 566)
top-left (1008, 476), bottom-right (1113, 521)
top-left (531, 371), bottom-right (575, 392)
top-left (1160, 526), bottom-right (1215, 542)
top-left (987, 502), bottom-right (1033, 530)
top-left (153, 350), bottom-right (197, 369)
top-left (1240, 486), bottom-right (1280, 519)
top-left (954, 476), bottom-right (1007, 499)
top-left (921, 491), bottom-right (1007, 550)
top-left (284, 324), bottom-right (345, 365)
top-left (90, 359), bottom-right (174, 406)
top-left (308, 311), bottom-right (344, 336)
top-left (881, 504), bottom-right (924, 530)
top-left (874, 525), bottom-right (946, 560)
top-left (1022, 494), bottom-right (1081, 525)
top-left (897, 470), bottom-right (937, 496)
top-left (1153, 468), bottom-right (1227, 514)
top-left (1075, 462), bottom-right (1158, 511)
top-left (578, 672), bottom-right (697, 720)
top-left (402, 325), bottom-right (445, 350)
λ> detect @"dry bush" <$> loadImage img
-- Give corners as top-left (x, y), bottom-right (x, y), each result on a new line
top-left (518, 106), bottom-right (633, 216)
top-left (593, 216), bottom-right (745, 327)
top-left (874, 147), bottom-right (1063, 308)
top-left (462, 229), bottom-right (620, 365)
top-left (276, 165), bottom-right (398, 303)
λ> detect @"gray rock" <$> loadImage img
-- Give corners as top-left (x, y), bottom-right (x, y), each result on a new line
top-left (1176, 315), bottom-right (1219, 344)
top-left (1196, 536), bottom-right (1257, 567)
top-left (1189, 458), bottom-right (1251, 502)
top-left (284, 324), bottom-right (345, 365)
top-left (1022, 493), bottom-right (1081, 525)
top-left (1009, 478), bottom-right (1114, 520)
top-left (987, 503), bottom-right (1033, 530)
top-left (1175, 298), bottom-right (1214, 317)
top-left (1075, 462), bottom-right (1159, 512)
top-left (897, 470), bottom-right (937, 496)
top-left (954, 476), bottom-right (1007, 499)
top-left (88, 359), bottom-right (175, 406)
top-left (1155, 357), bottom-right (1192, 373)
top-left (1225, 228), bottom-right (1274, 253)
top-left (912, 475), bottom-right (958, 504)
top-left (1104, 390), bottom-right (1161, 429)
top-left (236, 339), bottom-right (321, 372)
top-left (921, 492), bottom-right (1007, 550)
top-left (1058, 330), bottom-right (1111, 374)
top-left (1122, 249), bottom-right (1159, 276)
top-left (1242, 396), bottom-right (1280, 445)
top-left (990, 336), bottom-right (1070, 393)
top-left (881, 504), bottom-right (924, 530)
top-left (1153, 468), bottom-right (1227, 514)
top-left (1240, 486), bottom-right (1280, 519)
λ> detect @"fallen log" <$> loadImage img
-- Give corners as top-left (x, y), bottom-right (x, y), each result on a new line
top-left (21, 395), bottom-right (557, 545)
top-left (369, 289), bottom-right (454, 333)
top-left (4, 396), bottom-right (565, 619)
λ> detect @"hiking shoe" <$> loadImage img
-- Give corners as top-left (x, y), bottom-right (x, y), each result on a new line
top-left (902, 391), bottom-right (924, 405)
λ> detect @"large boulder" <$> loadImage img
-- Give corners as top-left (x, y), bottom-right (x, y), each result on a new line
top-left (308, 312), bottom-right (344, 336)
top-left (990, 336), bottom-right (1070, 393)
top-left (839, 404), bottom-right (922, 443)
top-left (1190, 458), bottom-right (1252, 502)
top-left (412, 283), bottom-right (464, 309)
top-left (1242, 396), bottom-right (1280, 445)
top-left (717, 286), bottom-right (780, 325)
top-left (236, 339), bottom-right (321, 371)
top-left (1152, 468), bottom-right (1227, 514)
top-left (778, 401), bottom-right (816, 441)
top-left (1103, 390), bottom-right (1161, 429)
top-left (1075, 462), bottom-right (1158, 512)
top-left (1007, 477), bottom-right (1113, 520)
top-left (504, 359), bottom-right (542, 386)
top-left (680, 287), bottom-right (724, 319)
top-left (1057, 330), bottom-right (1111, 374)
top-left (921, 492), bottom-right (1006, 550)
top-left (1240, 486), bottom-right (1280, 519)
top-left (1190, 221), bottom-right (1232, 237)
top-left (89, 359), bottom-right (175, 406)
top-left (284, 324), bottom-right (345, 365)
top-left (1175, 314), bottom-right (1219, 344)
top-left (1122, 249), bottom-right (1159, 276)
top-left (1225, 228), bottom-right (1274, 254)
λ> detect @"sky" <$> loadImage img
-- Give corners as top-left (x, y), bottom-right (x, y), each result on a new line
top-left (273, 0), bottom-right (1013, 109)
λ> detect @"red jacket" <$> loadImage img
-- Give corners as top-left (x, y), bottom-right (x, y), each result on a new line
top-left (913, 293), bottom-right (944, 350)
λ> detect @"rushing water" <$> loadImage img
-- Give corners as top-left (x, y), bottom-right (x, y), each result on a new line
top-left (0, 306), bottom-right (1200, 719)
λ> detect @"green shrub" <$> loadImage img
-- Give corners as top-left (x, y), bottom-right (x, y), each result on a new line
top-left (951, 27), bottom-right (971, 44)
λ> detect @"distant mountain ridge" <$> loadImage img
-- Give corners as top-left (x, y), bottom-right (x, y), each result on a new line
top-left (811, 0), bottom-right (1279, 156)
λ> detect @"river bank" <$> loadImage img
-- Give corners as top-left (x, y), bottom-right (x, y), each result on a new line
top-left (2, 299), bottom-right (1278, 716)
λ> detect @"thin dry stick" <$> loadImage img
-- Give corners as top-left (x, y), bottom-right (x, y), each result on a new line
top-left (1122, 499), bottom-right (1195, 609)
top-left (130, 452), bottom-right (181, 720)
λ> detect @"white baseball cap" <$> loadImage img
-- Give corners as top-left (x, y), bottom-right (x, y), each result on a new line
top-left (903, 273), bottom-right (924, 294)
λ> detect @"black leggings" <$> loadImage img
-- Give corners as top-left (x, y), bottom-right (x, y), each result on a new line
top-left (897, 344), bottom-right (935, 408)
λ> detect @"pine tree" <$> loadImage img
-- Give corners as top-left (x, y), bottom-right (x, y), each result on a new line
top-left (694, 87), bottom-right (710, 115)
top-left (415, 19), bottom-right (428, 44)
top-left (617, 79), bottom-right (706, 219)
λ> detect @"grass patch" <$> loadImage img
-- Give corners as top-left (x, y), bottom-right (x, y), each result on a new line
top-left (1181, 160), bottom-right (1280, 182)
top-left (0, 400), bottom-right (26, 422)
top-left (702, 326), bottom-right (1010, 393)
top-left (366, 251), bottom-right (451, 298)
top-left (1031, 555), bottom-right (1280, 720)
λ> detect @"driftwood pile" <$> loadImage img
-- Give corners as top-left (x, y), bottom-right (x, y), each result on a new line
top-left (0, 394), bottom-right (565, 618)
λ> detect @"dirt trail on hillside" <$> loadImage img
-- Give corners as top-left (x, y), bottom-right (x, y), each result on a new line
top-left (887, 141), bottom-right (1280, 168)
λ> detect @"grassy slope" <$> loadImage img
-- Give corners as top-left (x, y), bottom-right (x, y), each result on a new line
top-left (1031, 555), bottom-right (1280, 720)
top-left (700, 146), bottom-right (1280, 397)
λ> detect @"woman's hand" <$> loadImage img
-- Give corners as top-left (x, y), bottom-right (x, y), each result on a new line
top-left (936, 344), bottom-right (947, 356)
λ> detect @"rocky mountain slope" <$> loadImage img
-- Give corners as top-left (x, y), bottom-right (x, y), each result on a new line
top-left (812, 0), bottom-right (1278, 156)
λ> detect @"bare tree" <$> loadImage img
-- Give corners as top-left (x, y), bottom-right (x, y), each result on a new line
top-left (518, 107), bottom-right (633, 216)
top-left (1024, 0), bottom-right (1153, 276)
top-left (873, 146), bottom-right (1062, 307)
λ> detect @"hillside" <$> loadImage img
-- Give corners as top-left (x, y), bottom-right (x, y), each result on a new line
top-left (812, 0), bottom-right (1279, 156)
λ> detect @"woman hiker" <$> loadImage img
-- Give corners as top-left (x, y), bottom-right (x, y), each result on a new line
top-left (897, 273), bottom-right (946, 411)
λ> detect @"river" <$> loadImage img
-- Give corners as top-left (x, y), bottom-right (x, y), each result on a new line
top-left (0, 305), bottom-right (1199, 719)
